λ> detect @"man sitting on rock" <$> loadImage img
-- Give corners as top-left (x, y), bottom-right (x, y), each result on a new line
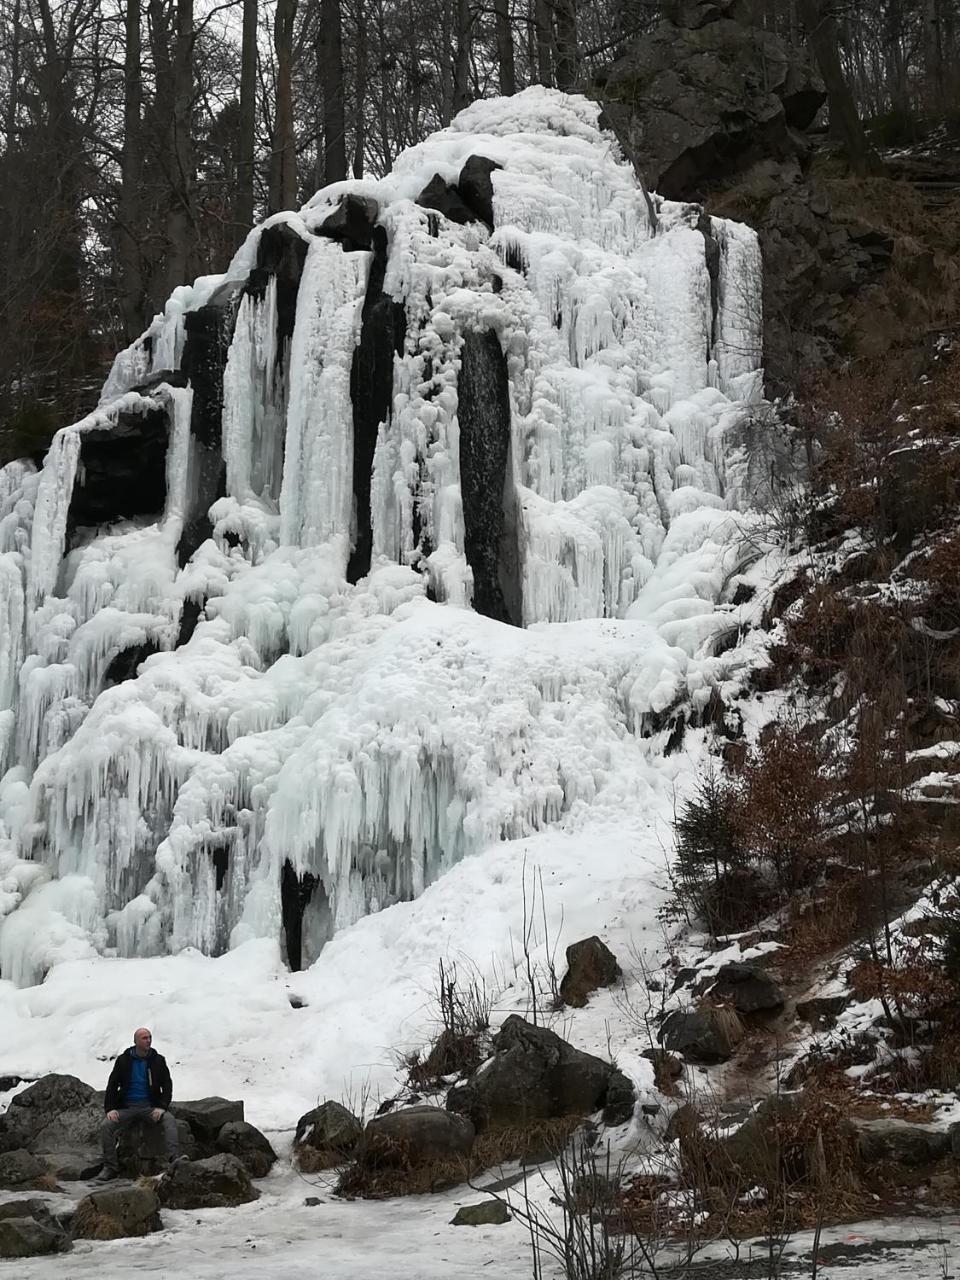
top-left (95, 1027), bottom-right (180, 1181)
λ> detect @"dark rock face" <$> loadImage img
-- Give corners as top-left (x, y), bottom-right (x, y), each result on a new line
top-left (362, 1105), bottom-right (475, 1166)
top-left (68, 407), bottom-right (168, 529)
top-left (182, 303), bottom-right (233, 447)
top-left (0, 1148), bottom-right (46, 1187)
top-left (446, 1015), bottom-right (634, 1131)
top-left (280, 860), bottom-right (326, 972)
top-left (216, 1121), bottom-right (277, 1178)
top-left (319, 194), bottom-right (380, 250)
top-left (348, 226), bottom-right (407, 583)
top-left (599, 5), bottom-right (823, 202)
top-left (659, 1007), bottom-right (744, 1063)
top-left (247, 223), bottom-right (309, 356)
top-left (157, 1152), bottom-right (259, 1209)
top-left (416, 174), bottom-right (478, 225)
top-left (295, 1100), bottom-right (363, 1155)
top-left (0, 1200), bottom-right (71, 1257)
top-left (0, 1075), bottom-right (102, 1157)
top-left (104, 640), bottom-right (163, 686)
top-left (40, 1150), bottom-right (101, 1181)
top-left (708, 962), bottom-right (784, 1014)
top-left (173, 1097), bottom-right (244, 1146)
top-left (72, 1186), bottom-right (162, 1239)
top-left (458, 156), bottom-right (503, 228)
top-left (458, 329), bottom-right (514, 624)
top-left (559, 936), bottom-right (622, 1008)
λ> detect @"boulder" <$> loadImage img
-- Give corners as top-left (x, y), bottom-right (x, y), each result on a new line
top-left (795, 993), bottom-right (849, 1029)
top-left (173, 1097), bottom-right (244, 1145)
top-left (0, 1074), bottom-right (102, 1157)
top-left (294, 1101), bottom-right (362, 1155)
top-left (0, 1148), bottom-right (47, 1187)
top-left (157, 1152), bottom-right (260, 1210)
top-left (318, 194), bottom-right (380, 250)
top-left (216, 1121), bottom-right (277, 1178)
top-left (416, 174), bottom-right (477, 225)
top-left (599, 3), bottom-right (823, 201)
top-left (72, 1186), bottom-right (162, 1240)
top-left (362, 1106), bottom-right (475, 1167)
top-left (708, 962), bottom-right (784, 1014)
top-left (659, 1007), bottom-right (744, 1063)
top-left (117, 1115), bottom-right (196, 1175)
top-left (642, 1048), bottom-right (684, 1083)
top-left (446, 1015), bottom-right (634, 1131)
top-left (857, 1119), bottom-right (950, 1168)
top-left (457, 156), bottom-right (502, 228)
top-left (559, 936), bottom-right (622, 1008)
top-left (0, 1201), bottom-right (70, 1257)
top-left (41, 1150), bottom-right (101, 1182)
top-left (451, 1199), bottom-right (511, 1226)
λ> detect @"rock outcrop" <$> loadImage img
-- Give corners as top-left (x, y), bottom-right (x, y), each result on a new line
top-left (157, 1152), bottom-right (260, 1210)
top-left (446, 1015), bottom-right (635, 1130)
top-left (559, 936), bottom-right (622, 1008)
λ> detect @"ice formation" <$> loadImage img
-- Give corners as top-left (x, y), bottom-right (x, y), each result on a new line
top-left (0, 89), bottom-right (770, 986)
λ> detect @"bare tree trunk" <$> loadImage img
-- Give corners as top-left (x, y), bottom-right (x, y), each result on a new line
top-left (352, 0), bottom-right (366, 177)
top-left (800, 0), bottom-right (882, 175)
top-left (269, 0), bottom-right (298, 211)
top-left (236, 0), bottom-right (258, 233)
top-left (922, 0), bottom-right (944, 112)
top-left (494, 0), bottom-right (515, 96)
top-left (319, 0), bottom-right (347, 184)
top-left (5, 0), bottom-right (21, 146)
top-left (535, 0), bottom-right (552, 85)
top-left (164, 0), bottom-right (197, 291)
top-left (452, 0), bottom-right (472, 114)
top-left (553, 0), bottom-right (577, 89)
top-left (118, 0), bottom-right (144, 339)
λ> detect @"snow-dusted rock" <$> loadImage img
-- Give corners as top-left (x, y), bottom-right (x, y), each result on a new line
top-left (559, 935), bottom-right (622, 1008)
top-left (157, 1152), bottom-right (259, 1209)
top-left (216, 1120), bottom-right (276, 1177)
top-left (72, 1186), bottom-right (162, 1239)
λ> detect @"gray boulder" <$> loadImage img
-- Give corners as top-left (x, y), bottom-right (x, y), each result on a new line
top-left (0, 1148), bottom-right (47, 1187)
top-left (451, 1199), bottom-right (511, 1226)
top-left (599, 2), bottom-right (823, 201)
top-left (446, 1015), bottom-right (634, 1131)
top-left (559, 936), bottom-right (622, 1008)
top-left (857, 1119), bottom-right (950, 1167)
top-left (157, 1152), bottom-right (260, 1209)
top-left (659, 1007), bottom-right (744, 1063)
top-left (362, 1105), bottom-right (475, 1166)
top-left (217, 1121), bottom-right (276, 1178)
top-left (0, 1201), bottom-right (71, 1257)
top-left (294, 1100), bottom-right (362, 1155)
top-left (0, 1074), bottom-right (102, 1156)
top-left (72, 1186), bottom-right (162, 1239)
top-left (40, 1150), bottom-right (101, 1181)
top-left (795, 993), bottom-right (849, 1029)
top-left (709, 962), bottom-right (784, 1014)
top-left (173, 1097), bottom-right (244, 1145)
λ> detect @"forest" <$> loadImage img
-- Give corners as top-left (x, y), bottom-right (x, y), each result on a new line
top-left (0, 0), bottom-right (957, 459)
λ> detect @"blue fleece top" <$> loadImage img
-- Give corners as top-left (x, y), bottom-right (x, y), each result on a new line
top-left (127, 1049), bottom-right (151, 1105)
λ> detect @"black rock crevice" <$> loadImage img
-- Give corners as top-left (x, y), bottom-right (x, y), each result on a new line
top-left (347, 226), bottom-right (406, 583)
top-left (458, 329), bottom-right (517, 624)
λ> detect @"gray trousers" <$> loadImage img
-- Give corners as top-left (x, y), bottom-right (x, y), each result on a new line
top-left (101, 1106), bottom-right (179, 1171)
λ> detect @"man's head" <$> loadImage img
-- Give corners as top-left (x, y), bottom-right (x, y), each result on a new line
top-left (133, 1027), bottom-right (153, 1056)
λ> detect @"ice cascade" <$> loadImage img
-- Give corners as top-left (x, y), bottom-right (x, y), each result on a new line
top-left (0, 89), bottom-right (771, 985)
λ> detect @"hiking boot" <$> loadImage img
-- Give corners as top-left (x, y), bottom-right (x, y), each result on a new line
top-left (93, 1166), bottom-right (119, 1183)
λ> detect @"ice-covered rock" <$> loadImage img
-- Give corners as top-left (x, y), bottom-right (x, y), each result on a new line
top-left (0, 88), bottom-right (770, 985)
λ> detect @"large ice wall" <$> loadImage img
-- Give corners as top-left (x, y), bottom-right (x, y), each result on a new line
top-left (0, 89), bottom-right (769, 985)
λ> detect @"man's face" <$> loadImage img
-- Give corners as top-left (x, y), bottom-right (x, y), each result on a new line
top-left (134, 1028), bottom-right (152, 1055)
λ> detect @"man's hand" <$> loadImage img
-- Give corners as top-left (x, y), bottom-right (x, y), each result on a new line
top-left (150, 1108), bottom-right (164, 1122)
top-left (107, 1110), bottom-right (120, 1122)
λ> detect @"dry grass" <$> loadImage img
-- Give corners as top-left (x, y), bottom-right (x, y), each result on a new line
top-left (334, 1115), bottom-right (584, 1200)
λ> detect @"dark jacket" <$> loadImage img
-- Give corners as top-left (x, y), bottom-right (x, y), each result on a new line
top-left (104, 1048), bottom-right (173, 1112)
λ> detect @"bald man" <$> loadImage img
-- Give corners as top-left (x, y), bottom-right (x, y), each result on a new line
top-left (95, 1027), bottom-right (179, 1181)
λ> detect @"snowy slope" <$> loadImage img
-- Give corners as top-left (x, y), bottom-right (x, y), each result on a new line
top-left (0, 88), bottom-right (768, 990)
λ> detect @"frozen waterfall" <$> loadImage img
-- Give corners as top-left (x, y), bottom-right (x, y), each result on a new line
top-left (0, 88), bottom-right (770, 986)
